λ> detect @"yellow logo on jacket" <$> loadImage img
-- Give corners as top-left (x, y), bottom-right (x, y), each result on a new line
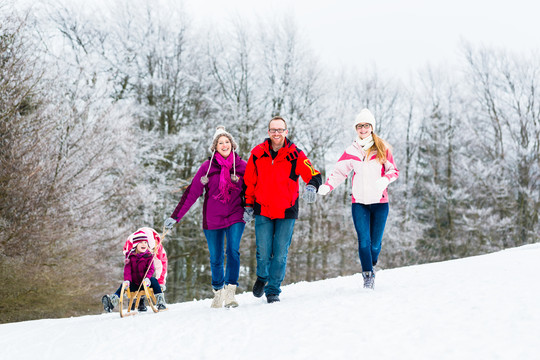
top-left (304, 159), bottom-right (320, 176)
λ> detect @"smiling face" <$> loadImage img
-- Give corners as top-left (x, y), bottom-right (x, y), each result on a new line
top-left (356, 123), bottom-right (373, 139)
top-left (268, 119), bottom-right (288, 150)
top-left (216, 135), bottom-right (232, 158)
top-left (135, 241), bottom-right (149, 253)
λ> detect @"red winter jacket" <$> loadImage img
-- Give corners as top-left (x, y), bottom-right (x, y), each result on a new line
top-left (244, 138), bottom-right (322, 219)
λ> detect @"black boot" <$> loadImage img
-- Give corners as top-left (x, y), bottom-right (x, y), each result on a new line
top-left (266, 294), bottom-right (280, 303)
top-left (252, 278), bottom-right (266, 298)
top-left (101, 295), bottom-right (113, 312)
top-left (137, 296), bottom-right (147, 312)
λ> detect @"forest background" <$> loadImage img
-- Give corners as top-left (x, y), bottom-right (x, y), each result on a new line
top-left (1, 0), bottom-right (539, 323)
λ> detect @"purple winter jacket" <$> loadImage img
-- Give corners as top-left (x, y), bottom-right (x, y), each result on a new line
top-left (124, 249), bottom-right (154, 285)
top-left (171, 152), bottom-right (247, 230)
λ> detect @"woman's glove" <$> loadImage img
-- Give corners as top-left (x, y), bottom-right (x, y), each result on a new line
top-left (164, 217), bottom-right (176, 229)
top-left (375, 177), bottom-right (390, 195)
top-left (318, 184), bottom-right (331, 196)
top-left (143, 278), bottom-right (151, 287)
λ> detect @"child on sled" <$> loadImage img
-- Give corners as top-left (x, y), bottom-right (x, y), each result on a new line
top-left (102, 229), bottom-right (167, 312)
top-left (123, 228), bottom-right (168, 291)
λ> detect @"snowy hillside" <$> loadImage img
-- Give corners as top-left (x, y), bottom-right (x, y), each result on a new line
top-left (2, 244), bottom-right (539, 360)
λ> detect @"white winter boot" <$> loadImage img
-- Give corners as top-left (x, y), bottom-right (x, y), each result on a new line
top-left (362, 271), bottom-right (375, 289)
top-left (211, 288), bottom-right (224, 308)
top-left (101, 293), bottom-right (119, 312)
top-left (223, 284), bottom-right (239, 308)
top-left (155, 293), bottom-right (167, 311)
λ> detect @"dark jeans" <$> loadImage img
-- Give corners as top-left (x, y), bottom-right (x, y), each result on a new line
top-left (114, 276), bottom-right (162, 297)
top-left (352, 203), bottom-right (389, 272)
top-left (254, 215), bottom-right (296, 295)
top-left (203, 221), bottom-right (245, 290)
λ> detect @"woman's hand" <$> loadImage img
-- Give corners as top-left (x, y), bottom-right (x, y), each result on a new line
top-left (318, 184), bottom-right (331, 196)
top-left (375, 177), bottom-right (390, 194)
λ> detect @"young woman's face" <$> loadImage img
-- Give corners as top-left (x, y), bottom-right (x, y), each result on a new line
top-left (136, 241), bottom-right (149, 253)
top-left (216, 136), bottom-right (232, 158)
top-left (356, 123), bottom-right (372, 139)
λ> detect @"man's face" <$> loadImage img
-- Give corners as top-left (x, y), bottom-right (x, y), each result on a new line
top-left (268, 119), bottom-right (288, 148)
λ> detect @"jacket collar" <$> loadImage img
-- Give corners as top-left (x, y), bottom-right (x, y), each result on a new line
top-left (263, 137), bottom-right (293, 154)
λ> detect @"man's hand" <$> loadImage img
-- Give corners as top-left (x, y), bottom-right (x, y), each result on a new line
top-left (302, 185), bottom-right (317, 203)
top-left (243, 207), bottom-right (254, 223)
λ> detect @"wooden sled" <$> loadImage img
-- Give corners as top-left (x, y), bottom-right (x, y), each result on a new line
top-left (119, 282), bottom-right (165, 318)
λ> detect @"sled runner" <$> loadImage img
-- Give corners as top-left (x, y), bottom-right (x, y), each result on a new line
top-left (118, 281), bottom-right (167, 318)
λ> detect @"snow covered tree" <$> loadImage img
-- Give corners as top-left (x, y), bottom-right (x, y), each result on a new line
top-left (1, 3), bottom-right (134, 322)
top-left (463, 45), bottom-right (540, 249)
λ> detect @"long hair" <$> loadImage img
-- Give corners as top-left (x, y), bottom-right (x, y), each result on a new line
top-left (366, 132), bottom-right (390, 164)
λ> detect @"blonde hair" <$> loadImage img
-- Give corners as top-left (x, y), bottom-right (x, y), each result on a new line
top-left (366, 132), bottom-right (390, 164)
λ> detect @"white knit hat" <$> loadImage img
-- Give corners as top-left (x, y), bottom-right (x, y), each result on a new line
top-left (353, 108), bottom-right (376, 130)
top-left (201, 125), bottom-right (239, 185)
top-left (209, 125), bottom-right (238, 152)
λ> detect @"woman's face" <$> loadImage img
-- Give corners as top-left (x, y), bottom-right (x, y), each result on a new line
top-left (136, 241), bottom-right (149, 253)
top-left (216, 136), bottom-right (232, 158)
top-left (356, 123), bottom-right (372, 139)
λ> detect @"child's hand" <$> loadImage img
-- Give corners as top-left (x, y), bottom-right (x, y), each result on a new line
top-left (143, 278), bottom-right (151, 287)
top-left (123, 280), bottom-right (130, 288)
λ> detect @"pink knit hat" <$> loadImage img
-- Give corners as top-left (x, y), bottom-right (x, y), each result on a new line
top-left (131, 231), bottom-right (148, 246)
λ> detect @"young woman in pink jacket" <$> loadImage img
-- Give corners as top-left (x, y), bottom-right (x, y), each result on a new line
top-left (318, 108), bottom-right (399, 289)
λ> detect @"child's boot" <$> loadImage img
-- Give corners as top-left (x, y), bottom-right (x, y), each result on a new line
top-left (211, 288), bottom-right (224, 308)
top-left (223, 284), bottom-right (239, 308)
top-left (101, 294), bottom-right (119, 312)
top-left (137, 296), bottom-right (147, 312)
top-left (155, 293), bottom-right (167, 311)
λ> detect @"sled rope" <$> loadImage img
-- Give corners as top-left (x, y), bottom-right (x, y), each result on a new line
top-left (133, 227), bottom-right (170, 295)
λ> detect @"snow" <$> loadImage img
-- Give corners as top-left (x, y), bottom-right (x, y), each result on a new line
top-left (2, 243), bottom-right (539, 360)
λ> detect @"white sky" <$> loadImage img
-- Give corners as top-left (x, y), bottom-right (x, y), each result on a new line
top-left (183, 0), bottom-right (540, 77)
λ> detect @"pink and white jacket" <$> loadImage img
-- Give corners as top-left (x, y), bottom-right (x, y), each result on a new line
top-left (324, 139), bottom-right (399, 204)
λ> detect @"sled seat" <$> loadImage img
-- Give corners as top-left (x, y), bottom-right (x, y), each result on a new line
top-left (119, 282), bottom-right (159, 318)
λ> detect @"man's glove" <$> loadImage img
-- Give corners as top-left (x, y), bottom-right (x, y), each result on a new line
top-left (318, 184), bottom-right (331, 196)
top-left (164, 217), bottom-right (176, 229)
top-left (243, 207), bottom-right (254, 223)
top-left (302, 185), bottom-right (317, 203)
top-left (143, 278), bottom-right (151, 287)
top-left (160, 284), bottom-right (166, 292)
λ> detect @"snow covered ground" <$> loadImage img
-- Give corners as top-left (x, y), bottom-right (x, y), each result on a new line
top-left (2, 243), bottom-right (539, 360)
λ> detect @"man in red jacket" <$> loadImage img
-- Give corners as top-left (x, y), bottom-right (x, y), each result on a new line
top-left (243, 116), bottom-right (322, 303)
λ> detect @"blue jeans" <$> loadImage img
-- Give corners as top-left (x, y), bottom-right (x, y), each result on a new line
top-left (352, 203), bottom-right (389, 272)
top-left (254, 215), bottom-right (296, 295)
top-left (203, 221), bottom-right (245, 290)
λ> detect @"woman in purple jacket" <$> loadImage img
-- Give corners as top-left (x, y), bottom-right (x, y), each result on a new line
top-left (164, 126), bottom-right (247, 308)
